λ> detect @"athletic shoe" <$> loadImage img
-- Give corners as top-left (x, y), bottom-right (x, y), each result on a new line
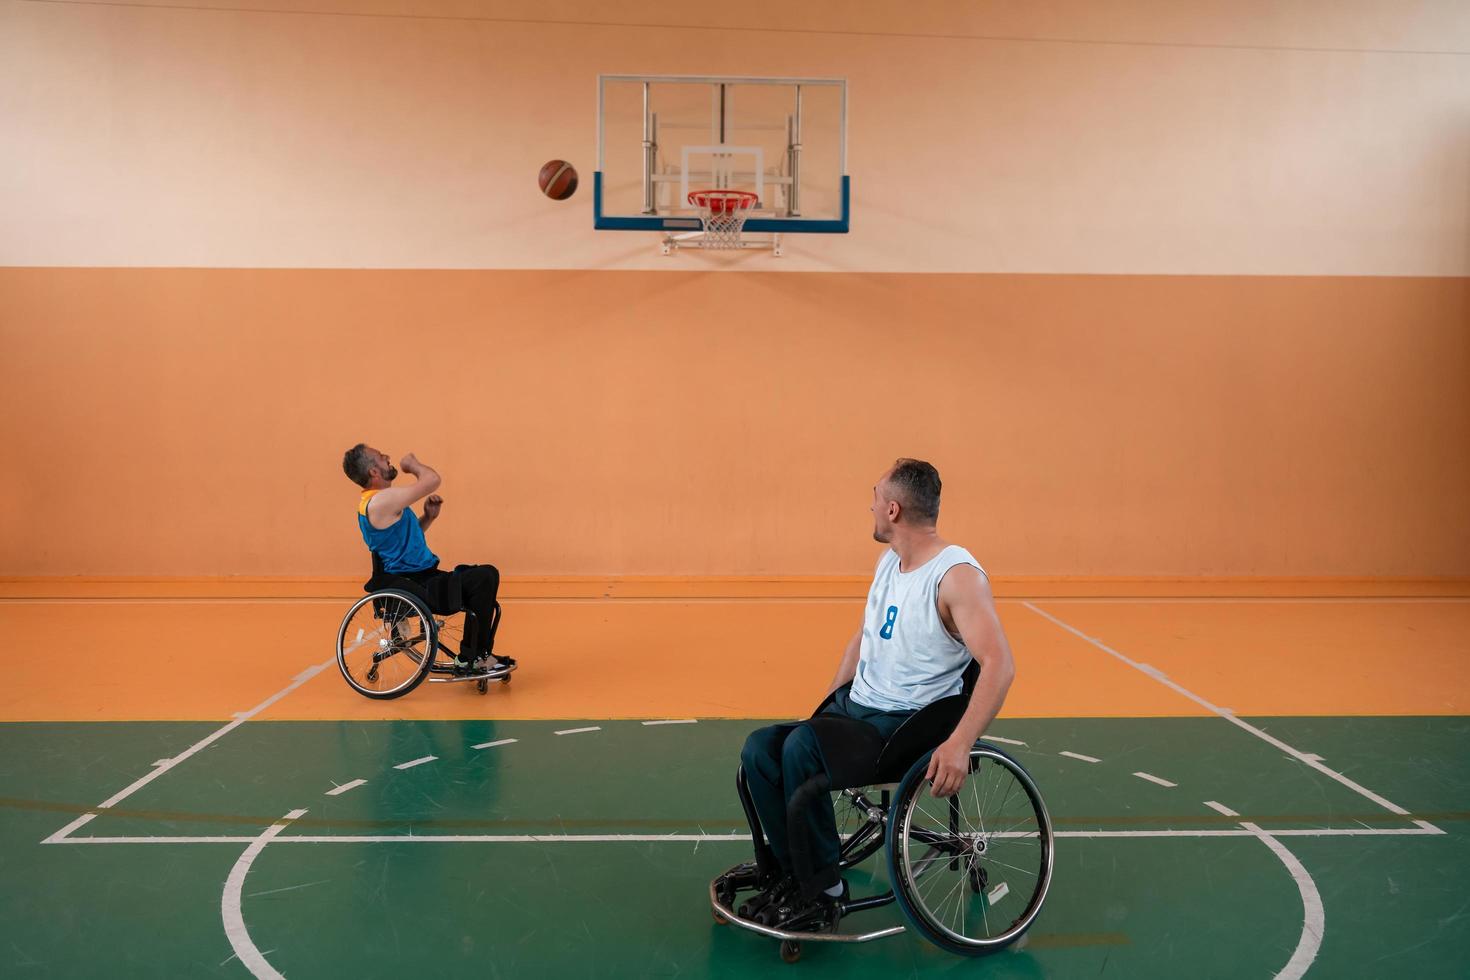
top-left (772, 879), bottom-right (848, 933)
top-left (738, 875), bottom-right (797, 925)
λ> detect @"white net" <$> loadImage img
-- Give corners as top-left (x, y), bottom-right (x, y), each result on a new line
top-left (689, 191), bottom-right (758, 249)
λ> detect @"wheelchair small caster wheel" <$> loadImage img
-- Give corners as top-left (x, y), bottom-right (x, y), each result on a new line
top-left (780, 939), bottom-right (801, 964)
top-left (712, 906), bottom-right (727, 925)
top-left (477, 678), bottom-right (488, 695)
top-left (500, 675), bottom-right (511, 685)
top-left (365, 666), bottom-right (379, 683)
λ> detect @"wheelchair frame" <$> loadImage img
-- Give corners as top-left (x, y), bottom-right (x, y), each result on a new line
top-left (335, 556), bottom-right (517, 699)
top-left (711, 675), bottom-right (1055, 963)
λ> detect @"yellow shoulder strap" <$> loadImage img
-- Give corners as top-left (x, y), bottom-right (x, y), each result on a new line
top-left (358, 489), bottom-right (379, 517)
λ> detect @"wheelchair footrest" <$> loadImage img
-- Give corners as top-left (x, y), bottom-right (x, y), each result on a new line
top-left (709, 866), bottom-right (904, 945)
top-left (426, 660), bottom-right (517, 680)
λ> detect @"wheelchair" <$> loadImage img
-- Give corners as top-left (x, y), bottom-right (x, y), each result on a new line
top-left (711, 665), bottom-right (1054, 963)
top-left (334, 554), bottom-right (516, 699)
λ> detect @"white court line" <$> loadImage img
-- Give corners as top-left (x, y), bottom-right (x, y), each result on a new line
top-left (1248, 824), bottom-right (1325, 980)
top-left (75, 660), bottom-right (332, 820)
top-left (1134, 772), bottom-right (1178, 788)
top-left (393, 756), bottom-right (437, 771)
top-left (472, 738), bottom-right (518, 749)
top-left (221, 809), bottom-right (307, 980)
top-left (324, 779), bottom-right (367, 797)
top-left (41, 812), bottom-right (98, 844)
top-left (1059, 751), bottom-right (1101, 763)
top-left (1023, 603), bottom-right (1437, 829)
top-left (1200, 800), bottom-right (1323, 980)
top-left (985, 736), bottom-right (1027, 746)
top-left (48, 825), bottom-right (1445, 846)
top-left (642, 719), bottom-right (698, 726)
top-left (554, 727), bottom-right (602, 736)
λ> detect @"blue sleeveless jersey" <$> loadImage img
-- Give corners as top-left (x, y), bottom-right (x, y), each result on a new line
top-left (358, 490), bottom-right (438, 574)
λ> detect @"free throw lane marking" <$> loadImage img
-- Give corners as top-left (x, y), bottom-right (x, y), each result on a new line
top-left (554, 727), bottom-right (601, 736)
top-left (1133, 772), bottom-right (1178, 788)
top-left (393, 756), bottom-right (437, 770)
top-left (472, 738), bottom-right (518, 749)
top-left (324, 779), bottom-right (367, 797)
top-left (1059, 751), bottom-right (1101, 763)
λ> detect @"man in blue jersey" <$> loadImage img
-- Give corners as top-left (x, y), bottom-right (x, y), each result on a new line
top-left (341, 444), bottom-right (512, 673)
top-left (737, 458), bottom-right (1016, 930)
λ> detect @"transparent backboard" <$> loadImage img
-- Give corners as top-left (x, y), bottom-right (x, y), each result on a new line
top-left (595, 75), bottom-right (848, 234)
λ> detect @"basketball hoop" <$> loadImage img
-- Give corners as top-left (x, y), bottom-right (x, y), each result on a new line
top-left (687, 190), bottom-right (759, 249)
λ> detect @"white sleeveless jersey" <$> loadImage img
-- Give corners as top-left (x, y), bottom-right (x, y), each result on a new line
top-left (849, 544), bottom-right (987, 712)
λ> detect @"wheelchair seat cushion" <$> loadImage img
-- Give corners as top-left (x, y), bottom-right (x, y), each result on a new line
top-left (800, 714), bottom-right (888, 790)
top-left (364, 554), bottom-right (463, 616)
top-left (872, 693), bottom-right (970, 783)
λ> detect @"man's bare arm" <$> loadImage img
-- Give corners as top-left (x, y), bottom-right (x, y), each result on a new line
top-left (924, 564), bottom-right (1016, 798)
top-left (367, 454), bottom-right (441, 529)
top-left (827, 628), bottom-right (863, 695)
top-left (417, 494), bottom-right (443, 533)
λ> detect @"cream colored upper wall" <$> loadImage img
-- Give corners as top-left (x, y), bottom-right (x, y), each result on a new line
top-left (2, 0), bottom-right (1468, 273)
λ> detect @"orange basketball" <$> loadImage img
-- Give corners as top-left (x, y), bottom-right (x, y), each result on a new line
top-left (538, 160), bottom-right (578, 200)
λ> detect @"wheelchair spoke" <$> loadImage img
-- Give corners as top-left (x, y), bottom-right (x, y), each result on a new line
top-left (340, 624), bottom-right (387, 656)
top-left (337, 593), bottom-right (437, 698)
top-left (895, 746), bottom-right (1055, 950)
top-left (977, 855), bottom-right (1037, 879)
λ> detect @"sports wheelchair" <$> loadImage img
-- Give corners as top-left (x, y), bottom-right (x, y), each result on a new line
top-left (334, 554), bottom-right (515, 699)
top-left (711, 666), bottom-right (1054, 963)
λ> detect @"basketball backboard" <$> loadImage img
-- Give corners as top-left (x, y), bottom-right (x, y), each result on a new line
top-left (595, 75), bottom-right (849, 250)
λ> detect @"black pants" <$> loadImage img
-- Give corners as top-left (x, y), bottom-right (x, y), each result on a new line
top-left (741, 688), bottom-right (914, 896)
top-left (403, 564), bottom-right (501, 659)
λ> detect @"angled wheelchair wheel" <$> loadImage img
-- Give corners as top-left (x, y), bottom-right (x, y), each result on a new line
top-left (886, 743), bottom-right (1054, 956)
top-left (336, 590), bottom-right (437, 699)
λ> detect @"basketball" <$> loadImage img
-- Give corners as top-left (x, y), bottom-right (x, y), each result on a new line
top-left (539, 159), bottom-right (578, 200)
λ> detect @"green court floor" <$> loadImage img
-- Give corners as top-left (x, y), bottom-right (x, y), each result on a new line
top-left (3, 716), bottom-right (1467, 977)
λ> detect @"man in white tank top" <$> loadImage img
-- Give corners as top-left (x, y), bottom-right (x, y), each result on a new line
top-left (738, 459), bottom-right (1017, 928)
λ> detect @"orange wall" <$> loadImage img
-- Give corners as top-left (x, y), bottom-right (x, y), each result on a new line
top-left (2, 268), bottom-right (1466, 578)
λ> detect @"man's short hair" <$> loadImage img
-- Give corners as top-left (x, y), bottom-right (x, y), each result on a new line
top-left (342, 443), bottom-right (375, 488)
top-left (888, 458), bottom-right (941, 525)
